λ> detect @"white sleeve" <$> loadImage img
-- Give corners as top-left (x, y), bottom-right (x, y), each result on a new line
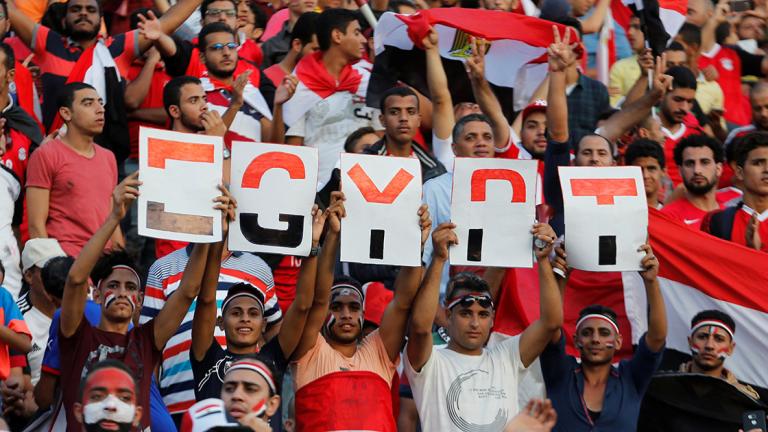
top-left (432, 133), bottom-right (455, 173)
top-left (286, 112), bottom-right (307, 138)
top-left (492, 334), bottom-right (527, 372)
top-left (495, 125), bottom-right (518, 154)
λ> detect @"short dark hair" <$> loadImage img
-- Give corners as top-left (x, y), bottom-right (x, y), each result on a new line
top-left (452, 113), bottom-right (491, 143)
top-left (41, 256), bottom-right (74, 300)
top-left (673, 134), bottom-right (724, 166)
top-left (78, 359), bottom-right (138, 402)
top-left (735, 131), bottom-right (768, 167)
top-left (665, 66), bottom-right (697, 91)
top-left (715, 21), bottom-right (731, 45)
top-left (197, 21), bottom-right (236, 52)
top-left (665, 41), bottom-right (686, 53)
top-left (0, 42), bottom-right (14, 72)
top-left (388, 0), bottom-right (417, 12)
top-left (91, 250), bottom-right (140, 291)
top-left (130, 8), bottom-right (162, 31)
top-left (691, 309), bottom-right (736, 334)
top-left (247, 1), bottom-right (269, 30)
top-left (344, 126), bottom-right (376, 153)
top-left (316, 9), bottom-right (360, 52)
top-left (626, 138), bottom-right (666, 169)
top-left (575, 133), bottom-right (616, 158)
top-left (445, 272), bottom-right (490, 302)
top-left (200, 0), bottom-right (237, 21)
top-left (578, 304), bottom-right (619, 326)
top-left (56, 82), bottom-right (96, 110)
top-left (552, 16), bottom-right (583, 38)
top-left (163, 75), bottom-right (202, 117)
top-left (65, 0), bottom-right (102, 16)
top-left (41, 2), bottom-right (67, 34)
top-left (292, 11), bottom-right (319, 47)
top-left (379, 86), bottom-right (418, 112)
top-left (677, 23), bottom-right (702, 48)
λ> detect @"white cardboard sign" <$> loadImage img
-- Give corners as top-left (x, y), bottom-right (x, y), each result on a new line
top-left (450, 158), bottom-right (538, 267)
top-left (138, 127), bottom-right (223, 243)
top-left (340, 153), bottom-right (422, 266)
top-left (559, 166), bottom-right (647, 271)
top-left (228, 142), bottom-right (319, 256)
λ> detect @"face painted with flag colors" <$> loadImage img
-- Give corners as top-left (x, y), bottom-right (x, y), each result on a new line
top-left (688, 322), bottom-right (735, 371)
top-left (573, 314), bottom-right (623, 366)
top-left (221, 359), bottom-right (281, 421)
top-left (325, 285), bottom-right (364, 344)
top-left (74, 366), bottom-right (142, 432)
top-left (97, 265), bottom-right (142, 324)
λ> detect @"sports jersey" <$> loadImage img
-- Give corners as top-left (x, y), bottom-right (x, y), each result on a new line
top-left (16, 292), bottom-right (50, 385)
top-left (698, 44), bottom-right (751, 126)
top-left (263, 63), bottom-right (287, 87)
top-left (139, 246), bottom-right (280, 415)
top-left (728, 205), bottom-right (768, 252)
top-left (0, 286), bottom-right (30, 380)
top-left (661, 196), bottom-right (723, 228)
top-left (126, 60), bottom-right (171, 159)
top-left (716, 186), bottom-right (744, 207)
top-left (661, 114), bottom-right (704, 186)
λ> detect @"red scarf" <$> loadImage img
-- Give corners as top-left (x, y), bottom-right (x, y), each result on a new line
top-left (295, 51), bottom-right (363, 99)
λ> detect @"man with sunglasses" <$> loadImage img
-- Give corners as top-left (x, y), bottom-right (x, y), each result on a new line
top-left (405, 221), bottom-right (562, 431)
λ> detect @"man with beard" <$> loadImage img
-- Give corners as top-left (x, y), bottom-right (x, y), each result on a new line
top-left (540, 244), bottom-right (666, 431)
top-left (73, 360), bottom-right (144, 432)
top-left (7, 0), bottom-right (202, 132)
top-left (702, 132), bottom-right (768, 252)
top-left (725, 82), bottom-right (768, 146)
top-left (662, 134), bottom-right (725, 227)
top-left (658, 66), bottom-right (705, 187)
top-left (290, 191), bottom-right (431, 431)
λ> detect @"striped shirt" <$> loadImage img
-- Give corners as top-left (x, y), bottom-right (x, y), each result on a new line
top-left (139, 246), bottom-right (280, 414)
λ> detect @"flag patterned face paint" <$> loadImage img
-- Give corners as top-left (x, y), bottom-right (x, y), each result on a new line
top-left (104, 291), bottom-right (137, 312)
top-left (691, 325), bottom-right (732, 360)
top-left (81, 368), bottom-right (137, 432)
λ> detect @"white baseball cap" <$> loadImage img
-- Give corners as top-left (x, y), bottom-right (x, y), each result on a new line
top-left (21, 238), bottom-right (66, 273)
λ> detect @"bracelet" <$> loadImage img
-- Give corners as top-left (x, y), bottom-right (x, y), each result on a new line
top-left (309, 245), bottom-right (321, 257)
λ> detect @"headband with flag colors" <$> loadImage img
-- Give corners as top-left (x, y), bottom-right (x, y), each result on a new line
top-left (691, 320), bottom-right (735, 340)
top-left (97, 265), bottom-right (141, 289)
top-left (369, 8), bottom-right (581, 114)
top-left (226, 360), bottom-right (276, 394)
top-left (576, 313), bottom-right (621, 335)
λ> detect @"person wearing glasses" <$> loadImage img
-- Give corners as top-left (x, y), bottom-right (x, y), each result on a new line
top-left (404, 221), bottom-right (563, 431)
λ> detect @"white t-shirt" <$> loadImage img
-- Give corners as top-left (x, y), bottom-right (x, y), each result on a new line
top-left (287, 92), bottom-right (383, 190)
top-left (22, 306), bottom-right (52, 385)
top-left (404, 334), bottom-right (527, 431)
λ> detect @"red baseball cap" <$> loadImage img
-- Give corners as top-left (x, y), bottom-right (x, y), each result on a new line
top-left (521, 99), bottom-right (548, 122)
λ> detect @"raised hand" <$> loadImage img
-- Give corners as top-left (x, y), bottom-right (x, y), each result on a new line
top-left (531, 223), bottom-right (556, 259)
top-left (637, 48), bottom-right (654, 73)
top-left (111, 171), bottom-right (141, 220)
top-left (552, 243), bottom-right (568, 278)
top-left (638, 243), bottom-right (659, 282)
top-left (431, 222), bottom-right (458, 261)
top-left (213, 184), bottom-right (237, 235)
top-left (651, 53), bottom-right (673, 98)
top-left (311, 204), bottom-right (327, 246)
top-left (274, 74), bottom-right (298, 106)
top-left (326, 191), bottom-right (346, 234)
top-left (465, 37), bottom-right (488, 81)
top-left (136, 10), bottom-right (163, 42)
top-left (503, 398), bottom-right (557, 432)
top-left (201, 110), bottom-right (228, 137)
top-left (547, 25), bottom-right (578, 73)
top-left (421, 27), bottom-right (439, 51)
top-left (231, 69), bottom-right (252, 107)
top-left (417, 204), bottom-right (432, 247)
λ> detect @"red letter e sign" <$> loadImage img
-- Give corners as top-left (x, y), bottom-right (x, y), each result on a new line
top-left (138, 127), bottom-right (223, 243)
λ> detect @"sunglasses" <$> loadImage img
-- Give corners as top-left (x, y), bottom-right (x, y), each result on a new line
top-left (208, 42), bottom-right (239, 52)
top-left (206, 8), bottom-right (237, 17)
top-left (446, 294), bottom-right (494, 310)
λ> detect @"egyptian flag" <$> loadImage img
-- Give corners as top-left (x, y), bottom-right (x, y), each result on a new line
top-left (281, 51), bottom-right (370, 127)
top-left (493, 208), bottom-right (768, 392)
top-left (611, 0), bottom-right (686, 55)
top-left (48, 42), bottom-right (130, 163)
top-left (369, 9), bottom-right (580, 119)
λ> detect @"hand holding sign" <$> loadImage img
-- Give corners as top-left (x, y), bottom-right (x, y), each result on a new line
top-left (112, 172), bottom-right (141, 221)
top-left (214, 184), bottom-right (237, 235)
top-left (638, 244), bottom-right (659, 282)
top-left (431, 223), bottom-right (459, 262)
top-left (531, 223), bottom-right (556, 260)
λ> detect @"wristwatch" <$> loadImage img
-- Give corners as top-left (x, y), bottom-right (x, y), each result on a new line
top-left (223, 147), bottom-right (231, 160)
top-left (309, 245), bottom-right (321, 257)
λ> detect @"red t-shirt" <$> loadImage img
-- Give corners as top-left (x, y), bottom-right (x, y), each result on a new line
top-left (662, 114), bottom-right (704, 187)
top-left (264, 63), bottom-right (287, 87)
top-left (274, 255), bottom-right (301, 314)
top-left (0, 127), bottom-right (33, 187)
top-left (238, 38), bottom-right (264, 67)
top-left (698, 44), bottom-right (751, 126)
top-left (25, 139), bottom-right (117, 256)
top-left (127, 61), bottom-right (171, 159)
top-left (59, 319), bottom-right (161, 432)
top-left (661, 196), bottom-right (724, 228)
top-left (729, 206), bottom-right (768, 253)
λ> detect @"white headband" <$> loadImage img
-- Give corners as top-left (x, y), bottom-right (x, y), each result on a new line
top-left (576, 313), bottom-right (620, 335)
top-left (691, 320), bottom-right (734, 340)
top-left (98, 264), bottom-right (141, 289)
top-left (226, 361), bottom-right (276, 393)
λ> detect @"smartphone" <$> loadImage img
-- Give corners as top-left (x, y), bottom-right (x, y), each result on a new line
top-left (730, 0), bottom-right (753, 12)
top-left (743, 410), bottom-right (767, 432)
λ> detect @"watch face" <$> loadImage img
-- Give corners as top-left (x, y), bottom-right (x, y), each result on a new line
top-left (223, 148), bottom-right (231, 159)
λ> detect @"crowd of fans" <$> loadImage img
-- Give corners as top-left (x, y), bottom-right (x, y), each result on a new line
top-left (0, 0), bottom-right (765, 430)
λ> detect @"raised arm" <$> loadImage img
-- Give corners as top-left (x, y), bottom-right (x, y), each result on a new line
top-left (638, 243), bottom-right (666, 352)
top-left (7, 0), bottom-right (36, 49)
top-left (406, 223), bottom-right (457, 372)
top-left (137, 12), bottom-right (179, 60)
top-left (378, 205), bottom-right (430, 362)
top-left (190, 238), bottom-right (225, 362)
top-left (61, 172), bottom-right (141, 338)
top-left (579, 0), bottom-right (611, 35)
top-left (467, 38), bottom-right (511, 150)
top-left (600, 55), bottom-right (672, 142)
top-left (137, 0), bottom-right (203, 53)
top-left (424, 29), bottom-right (454, 144)
top-left (623, 49), bottom-right (654, 107)
top-left (124, 48), bottom-right (162, 111)
top-left (276, 205), bottom-right (326, 358)
top-left (292, 192), bottom-right (345, 360)
top-left (519, 223), bottom-right (563, 367)
top-left (546, 26), bottom-right (577, 143)
top-left (702, 0), bottom-right (729, 54)
top-left (153, 185), bottom-right (234, 350)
